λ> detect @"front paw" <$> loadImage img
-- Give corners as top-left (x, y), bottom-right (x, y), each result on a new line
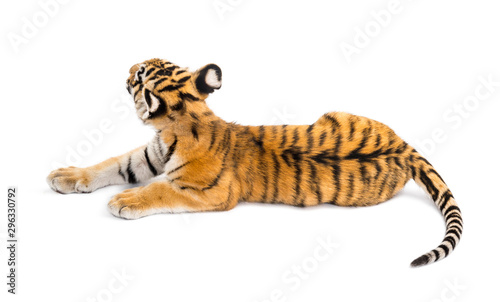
top-left (108, 187), bottom-right (151, 219)
top-left (47, 167), bottom-right (93, 194)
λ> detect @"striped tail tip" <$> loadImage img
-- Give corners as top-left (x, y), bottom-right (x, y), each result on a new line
top-left (410, 254), bottom-right (431, 268)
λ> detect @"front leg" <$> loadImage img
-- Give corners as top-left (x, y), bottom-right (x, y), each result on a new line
top-left (108, 181), bottom-right (238, 219)
top-left (47, 134), bottom-right (168, 193)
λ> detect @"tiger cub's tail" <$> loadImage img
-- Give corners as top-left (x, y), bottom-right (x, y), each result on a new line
top-left (408, 150), bottom-right (463, 267)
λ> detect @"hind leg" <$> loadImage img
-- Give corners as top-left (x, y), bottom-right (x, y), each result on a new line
top-left (342, 156), bottom-right (411, 207)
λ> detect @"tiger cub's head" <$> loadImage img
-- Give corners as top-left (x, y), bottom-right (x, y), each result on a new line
top-left (126, 58), bottom-right (222, 126)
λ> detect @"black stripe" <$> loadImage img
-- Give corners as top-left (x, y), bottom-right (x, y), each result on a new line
top-left (189, 112), bottom-right (200, 121)
top-left (153, 77), bottom-right (169, 89)
top-left (191, 123), bottom-right (199, 140)
top-left (359, 162), bottom-right (369, 184)
top-left (388, 135), bottom-right (396, 150)
top-left (439, 190), bottom-right (454, 212)
top-left (169, 176), bottom-right (182, 182)
top-left (126, 156), bottom-right (138, 184)
top-left (432, 249), bottom-right (440, 261)
top-left (133, 84), bottom-right (143, 99)
top-left (386, 159), bottom-right (399, 193)
top-left (170, 101), bottom-right (184, 112)
top-left (308, 161), bottom-right (322, 203)
top-left (281, 153), bottom-right (291, 167)
top-left (293, 159), bottom-right (302, 204)
top-left (306, 129), bottom-right (314, 151)
top-left (167, 161), bottom-right (191, 175)
top-left (151, 138), bottom-right (162, 160)
top-left (378, 162), bottom-right (390, 199)
top-left (258, 127), bottom-right (268, 201)
top-left (144, 88), bottom-right (153, 108)
top-left (333, 131), bottom-right (342, 155)
top-left (216, 127), bottom-right (231, 154)
top-left (215, 183), bottom-right (233, 210)
top-left (438, 244), bottom-right (450, 256)
top-left (145, 67), bottom-right (155, 78)
top-left (348, 117), bottom-right (356, 140)
top-left (416, 156), bottom-right (432, 166)
top-left (177, 75), bottom-right (191, 84)
top-left (345, 173), bottom-right (355, 204)
top-left (144, 147), bottom-right (158, 176)
top-left (410, 164), bottom-right (416, 179)
top-left (292, 128), bottom-right (299, 146)
top-left (330, 164), bottom-right (340, 204)
top-left (280, 125), bottom-right (288, 148)
top-left (258, 125), bottom-right (265, 149)
top-left (347, 127), bottom-right (369, 158)
top-left (374, 160), bottom-right (382, 175)
top-left (395, 142), bottom-right (408, 154)
top-left (175, 69), bottom-right (187, 75)
top-left (209, 122), bottom-right (219, 150)
top-left (447, 218), bottom-right (463, 228)
top-left (419, 170), bottom-right (439, 200)
top-left (393, 157), bottom-right (405, 170)
top-left (319, 131), bottom-right (327, 146)
top-left (271, 152), bottom-right (281, 201)
top-left (271, 126), bottom-right (278, 140)
top-left (156, 69), bottom-right (173, 77)
top-left (375, 134), bottom-right (381, 147)
top-left (158, 84), bottom-right (183, 92)
top-left (323, 114), bottom-right (341, 129)
top-left (179, 92), bottom-right (200, 102)
top-left (156, 135), bottom-right (165, 158)
top-left (446, 213), bottom-right (462, 221)
top-left (164, 137), bottom-right (178, 165)
top-left (118, 163), bottom-right (126, 182)
top-left (447, 225), bottom-right (463, 233)
top-left (202, 167), bottom-right (225, 191)
top-left (443, 236), bottom-right (456, 249)
top-left (307, 124), bottom-right (314, 134)
top-left (261, 159), bottom-right (269, 201)
top-left (443, 205), bottom-right (460, 218)
top-left (446, 228), bottom-right (461, 239)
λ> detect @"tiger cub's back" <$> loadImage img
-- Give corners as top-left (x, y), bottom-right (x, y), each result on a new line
top-left (236, 112), bottom-right (413, 207)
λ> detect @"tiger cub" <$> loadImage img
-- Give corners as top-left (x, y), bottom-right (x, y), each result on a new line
top-left (47, 58), bottom-right (462, 267)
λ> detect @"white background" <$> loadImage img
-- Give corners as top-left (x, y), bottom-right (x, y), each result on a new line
top-left (1, 0), bottom-right (499, 301)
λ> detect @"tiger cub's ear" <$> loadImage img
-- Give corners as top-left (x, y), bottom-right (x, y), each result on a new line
top-left (194, 64), bottom-right (222, 94)
top-left (142, 88), bottom-right (165, 119)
